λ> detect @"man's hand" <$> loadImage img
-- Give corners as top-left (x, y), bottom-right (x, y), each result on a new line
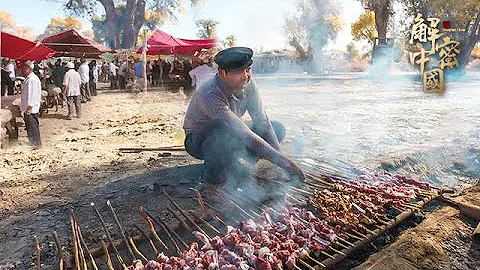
top-left (25, 106), bottom-right (32, 115)
top-left (284, 160), bottom-right (305, 182)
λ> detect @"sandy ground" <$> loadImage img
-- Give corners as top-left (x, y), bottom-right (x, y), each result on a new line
top-left (0, 78), bottom-right (479, 269)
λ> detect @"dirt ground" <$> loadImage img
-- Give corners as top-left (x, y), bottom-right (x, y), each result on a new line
top-left (0, 82), bottom-right (479, 269)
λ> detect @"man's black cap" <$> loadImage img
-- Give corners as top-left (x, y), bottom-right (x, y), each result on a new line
top-left (214, 47), bottom-right (253, 72)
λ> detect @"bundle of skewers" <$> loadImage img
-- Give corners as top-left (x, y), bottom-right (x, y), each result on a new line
top-left (41, 158), bottom-right (438, 270)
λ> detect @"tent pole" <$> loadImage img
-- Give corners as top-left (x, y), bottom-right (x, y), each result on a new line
top-left (142, 30), bottom-right (148, 93)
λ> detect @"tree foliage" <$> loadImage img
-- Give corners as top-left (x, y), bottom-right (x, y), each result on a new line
top-left (222, 35), bottom-right (237, 48)
top-left (0, 10), bottom-right (35, 40)
top-left (283, 0), bottom-right (343, 64)
top-left (38, 16), bottom-right (83, 40)
top-left (57, 0), bottom-right (199, 49)
top-left (358, 0), bottom-right (392, 44)
top-left (351, 10), bottom-right (377, 45)
top-left (196, 19), bottom-right (219, 39)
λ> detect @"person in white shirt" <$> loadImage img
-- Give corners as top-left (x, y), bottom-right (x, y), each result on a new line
top-left (63, 62), bottom-right (82, 120)
top-left (6, 60), bottom-right (16, 95)
top-left (109, 60), bottom-right (119, 89)
top-left (19, 61), bottom-right (42, 148)
top-left (77, 58), bottom-right (90, 102)
top-left (188, 58), bottom-right (215, 93)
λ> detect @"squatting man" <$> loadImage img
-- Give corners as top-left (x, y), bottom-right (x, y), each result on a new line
top-left (183, 47), bottom-right (305, 184)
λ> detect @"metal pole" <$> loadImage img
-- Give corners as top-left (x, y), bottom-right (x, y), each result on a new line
top-left (142, 30), bottom-right (147, 93)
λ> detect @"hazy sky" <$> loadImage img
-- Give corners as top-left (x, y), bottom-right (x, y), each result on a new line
top-left (0, 0), bottom-right (363, 51)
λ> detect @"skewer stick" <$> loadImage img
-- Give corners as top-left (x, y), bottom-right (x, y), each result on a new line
top-left (360, 225), bottom-right (377, 236)
top-left (191, 188), bottom-right (228, 227)
top-left (187, 210), bottom-right (222, 234)
top-left (329, 247), bottom-right (346, 256)
top-left (100, 238), bottom-right (115, 270)
top-left (207, 187), bottom-right (255, 220)
top-left (77, 237), bottom-right (87, 270)
top-left (128, 237), bottom-right (149, 263)
top-left (134, 224), bottom-right (159, 256)
top-left (72, 211), bottom-right (99, 270)
top-left (138, 208), bottom-right (169, 251)
top-left (293, 264), bottom-right (302, 270)
top-left (107, 200), bottom-right (136, 261)
top-left (299, 259), bottom-right (316, 270)
top-left (52, 231), bottom-right (64, 270)
top-left (334, 241), bottom-right (349, 250)
top-left (34, 235), bottom-right (41, 270)
top-left (306, 253), bottom-right (327, 267)
top-left (167, 206), bottom-right (191, 231)
top-left (157, 216), bottom-right (189, 249)
top-left (91, 202), bottom-right (127, 269)
top-left (337, 237), bottom-right (355, 247)
top-left (321, 251), bottom-right (335, 259)
top-left (163, 189), bottom-right (212, 240)
top-left (140, 207), bottom-right (183, 254)
top-left (70, 216), bottom-right (80, 270)
top-left (351, 229), bottom-right (367, 239)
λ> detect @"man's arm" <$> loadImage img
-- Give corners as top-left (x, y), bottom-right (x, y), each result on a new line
top-left (246, 80), bottom-right (281, 150)
top-left (199, 91), bottom-right (304, 180)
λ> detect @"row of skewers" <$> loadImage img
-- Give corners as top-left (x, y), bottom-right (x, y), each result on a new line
top-left (37, 159), bottom-right (436, 270)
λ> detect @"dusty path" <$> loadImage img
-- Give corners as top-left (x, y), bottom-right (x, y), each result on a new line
top-left (0, 77), bottom-right (479, 269)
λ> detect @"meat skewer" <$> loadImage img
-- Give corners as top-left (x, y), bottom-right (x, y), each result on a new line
top-left (72, 210), bottom-right (98, 270)
top-left (163, 188), bottom-right (213, 240)
top-left (128, 236), bottom-right (149, 263)
top-left (107, 200), bottom-right (137, 262)
top-left (134, 224), bottom-right (159, 256)
top-left (187, 209), bottom-right (222, 234)
top-left (166, 206), bottom-right (191, 231)
top-left (91, 202), bottom-right (127, 269)
top-left (52, 231), bottom-right (65, 270)
top-left (190, 187), bottom-right (228, 227)
top-left (34, 235), bottom-right (41, 270)
top-left (70, 216), bottom-right (81, 270)
top-left (138, 207), bottom-right (169, 251)
top-left (100, 238), bottom-right (115, 270)
top-left (140, 207), bottom-right (183, 254)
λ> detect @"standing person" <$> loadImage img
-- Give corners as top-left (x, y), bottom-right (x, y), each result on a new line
top-left (5, 59), bottom-right (16, 95)
top-left (118, 61), bottom-right (127, 89)
top-left (88, 60), bottom-right (98, 96)
top-left (109, 60), bottom-right (119, 89)
top-left (183, 47), bottom-right (305, 184)
top-left (77, 58), bottom-right (90, 102)
top-left (151, 60), bottom-right (160, 85)
top-left (101, 61), bottom-right (109, 82)
top-left (52, 59), bottom-right (65, 88)
top-left (63, 62), bottom-right (82, 120)
top-left (19, 61), bottom-right (42, 149)
top-left (188, 58), bottom-right (215, 94)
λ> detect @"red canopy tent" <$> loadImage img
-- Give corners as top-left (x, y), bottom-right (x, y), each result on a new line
top-left (42, 29), bottom-right (114, 58)
top-left (1, 31), bottom-right (56, 61)
top-left (137, 30), bottom-right (218, 56)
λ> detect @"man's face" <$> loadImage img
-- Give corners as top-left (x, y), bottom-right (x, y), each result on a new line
top-left (220, 66), bottom-right (252, 91)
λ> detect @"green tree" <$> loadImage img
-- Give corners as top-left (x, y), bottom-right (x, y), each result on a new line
top-left (283, 0), bottom-right (343, 66)
top-left (351, 10), bottom-right (377, 46)
top-left (400, 0), bottom-right (480, 72)
top-left (196, 19), bottom-right (219, 39)
top-left (56, 0), bottom-right (199, 49)
top-left (222, 35), bottom-right (237, 48)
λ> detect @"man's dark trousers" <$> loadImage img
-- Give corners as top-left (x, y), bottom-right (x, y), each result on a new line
top-left (24, 113), bottom-right (42, 147)
top-left (185, 120), bottom-right (285, 183)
